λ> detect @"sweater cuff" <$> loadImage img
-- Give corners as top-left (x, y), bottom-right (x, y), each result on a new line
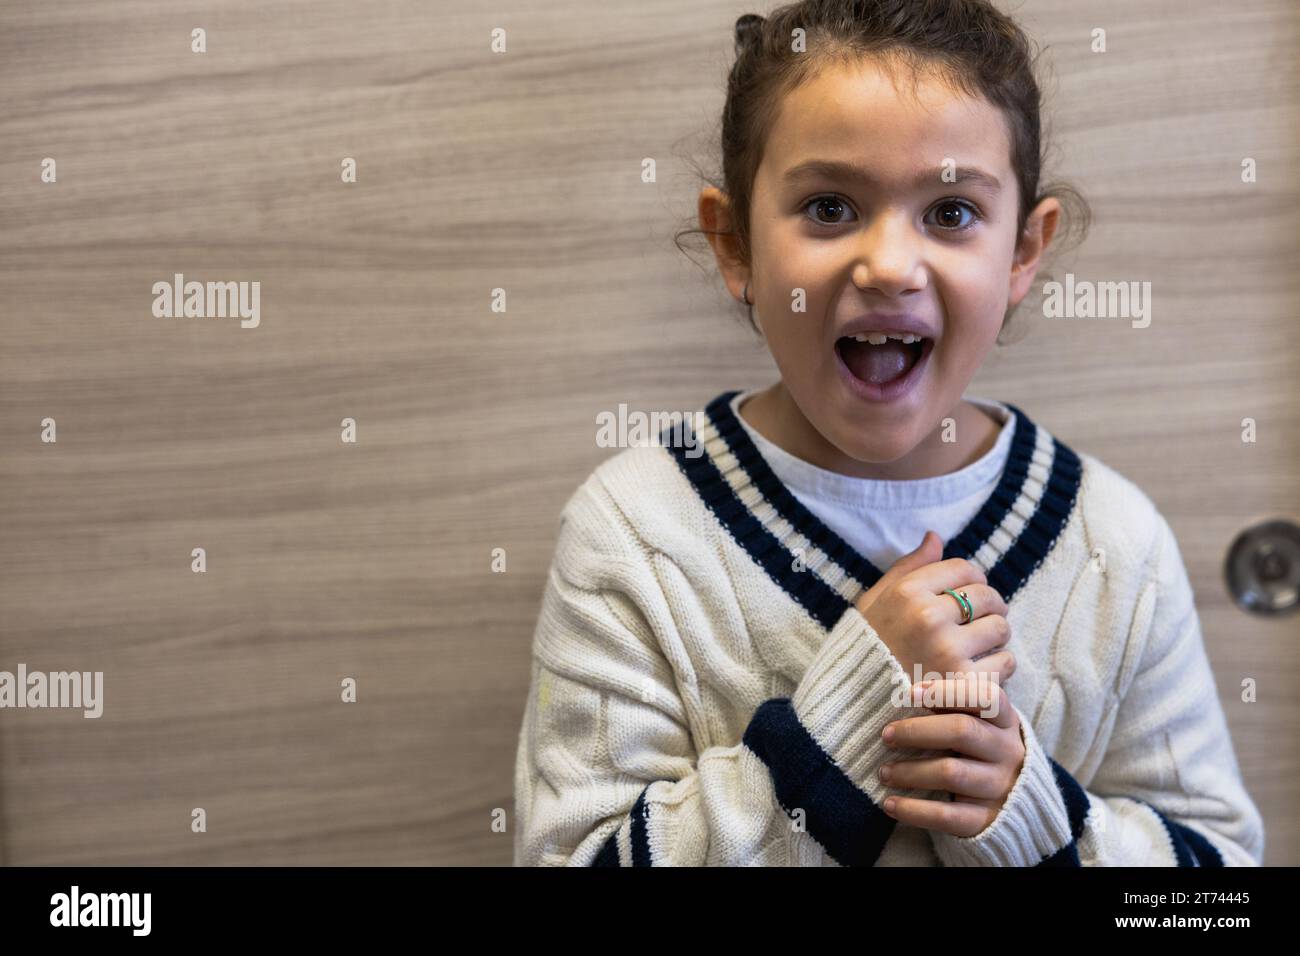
top-left (789, 603), bottom-right (938, 806)
top-left (929, 703), bottom-right (1075, 867)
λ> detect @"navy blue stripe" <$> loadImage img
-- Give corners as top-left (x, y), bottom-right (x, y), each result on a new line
top-left (1176, 821), bottom-right (1226, 867)
top-left (664, 416), bottom-right (853, 631)
top-left (983, 413), bottom-right (1083, 603)
top-left (1142, 801), bottom-right (1225, 867)
top-left (588, 786), bottom-right (653, 867)
top-left (1035, 757), bottom-right (1090, 867)
top-left (1036, 841), bottom-right (1082, 866)
top-left (668, 393), bottom-right (1083, 617)
top-left (592, 830), bottom-right (621, 866)
top-left (1175, 822), bottom-right (1225, 867)
top-left (943, 404), bottom-right (1038, 566)
top-left (704, 393), bottom-right (883, 592)
top-left (1051, 757), bottom-right (1093, 838)
top-left (629, 786), bottom-right (652, 866)
top-left (742, 698), bottom-right (895, 867)
top-left (1033, 761), bottom-right (1229, 867)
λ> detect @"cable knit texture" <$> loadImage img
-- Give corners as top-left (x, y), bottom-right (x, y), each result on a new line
top-left (512, 391), bottom-right (1265, 867)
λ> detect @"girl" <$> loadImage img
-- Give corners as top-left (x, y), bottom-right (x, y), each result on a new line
top-left (512, 0), bottom-right (1264, 866)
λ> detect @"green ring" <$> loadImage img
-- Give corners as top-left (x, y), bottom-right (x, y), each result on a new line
top-left (943, 588), bottom-right (973, 624)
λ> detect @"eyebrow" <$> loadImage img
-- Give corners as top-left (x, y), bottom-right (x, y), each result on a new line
top-left (782, 159), bottom-right (1002, 194)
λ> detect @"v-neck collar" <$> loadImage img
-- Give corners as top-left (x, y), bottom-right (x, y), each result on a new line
top-left (664, 390), bottom-right (1083, 631)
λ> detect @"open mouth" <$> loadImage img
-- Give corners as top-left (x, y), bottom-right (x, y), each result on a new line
top-left (834, 334), bottom-right (931, 387)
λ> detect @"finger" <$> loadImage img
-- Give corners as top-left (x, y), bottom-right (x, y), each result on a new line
top-left (884, 711), bottom-right (1002, 761)
top-left (946, 610), bottom-right (1012, 659)
top-left (854, 531), bottom-right (943, 614)
top-left (912, 678), bottom-right (1015, 729)
top-left (963, 648), bottom-right (1016, 685)
top-left (934, 583), bottom-right (1007, 626)
top-left (884, 530), bottom-right (945, 580)
top-left (880, 754), bottom-right (1006, 800)
top-left (882, 794), bottom-right (997, 838)
top-left (902, 556), bottom-right (987, 595)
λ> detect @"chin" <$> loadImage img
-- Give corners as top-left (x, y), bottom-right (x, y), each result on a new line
top-left (825, 422), bottom-right (918, 466)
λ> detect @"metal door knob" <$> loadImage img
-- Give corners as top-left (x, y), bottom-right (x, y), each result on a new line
top-left (1224, 519), bottom-right (1300, 616)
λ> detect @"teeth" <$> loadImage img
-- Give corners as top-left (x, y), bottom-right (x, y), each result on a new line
top-left (850, 332), bottom-right (923, 345)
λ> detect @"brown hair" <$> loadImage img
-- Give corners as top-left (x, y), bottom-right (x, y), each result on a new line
top-left (675, 0), bottom-right (1091, 339)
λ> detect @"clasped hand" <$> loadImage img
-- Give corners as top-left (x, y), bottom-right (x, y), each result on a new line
top-left (879, 676), bottom-right (1026, 837)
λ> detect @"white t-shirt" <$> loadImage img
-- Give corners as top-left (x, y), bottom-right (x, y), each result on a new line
top-left (729, 388), bottom-right (1016, 571)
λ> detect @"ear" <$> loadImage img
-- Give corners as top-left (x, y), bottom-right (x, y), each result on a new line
top-left (698, 187), bottom-right (750, 305)
top-left (1007, 196), bottom-right (1061, 308)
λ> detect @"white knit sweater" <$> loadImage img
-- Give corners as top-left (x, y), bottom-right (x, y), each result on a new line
top-left (512, 390), bottom-right (1265, 866)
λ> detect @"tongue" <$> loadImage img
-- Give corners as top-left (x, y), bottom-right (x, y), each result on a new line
top-left (839, 339), bottom-right (916, 385)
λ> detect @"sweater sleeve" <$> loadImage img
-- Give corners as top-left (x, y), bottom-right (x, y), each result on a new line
top-left (928, 513), bottom-right (1266, 867)
top-left (511, 479), bottom-right (937, 867)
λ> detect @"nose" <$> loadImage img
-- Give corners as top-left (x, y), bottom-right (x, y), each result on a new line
top-left (851, 210), bottom-right (927, 297)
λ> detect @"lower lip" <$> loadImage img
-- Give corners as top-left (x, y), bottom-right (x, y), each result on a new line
top-left (834, 337), bottom-right (934, 404)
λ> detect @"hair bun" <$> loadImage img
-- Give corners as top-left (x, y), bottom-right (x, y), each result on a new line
top-left (734, 14), bottom-right (764, 55)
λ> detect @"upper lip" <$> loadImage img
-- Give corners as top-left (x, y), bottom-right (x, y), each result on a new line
top-left (835, 313), bottom-right (938, 343)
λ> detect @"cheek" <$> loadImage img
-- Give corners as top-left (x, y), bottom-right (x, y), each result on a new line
top-left (926, 253), bottom-right (1008, 386)
top-left (937, 250), bottom-right (1011, 338)
top-left (765, 314), bottom-right (825, 382)
top-left (754, 255), bottom-right (830, 354)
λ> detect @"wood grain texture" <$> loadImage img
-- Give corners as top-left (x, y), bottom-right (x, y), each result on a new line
top-left (0, 0), bottom-right (1295, 864)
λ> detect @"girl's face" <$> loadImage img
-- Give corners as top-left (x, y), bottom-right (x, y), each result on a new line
top-left (704, 56), bottom-right (1058, 476)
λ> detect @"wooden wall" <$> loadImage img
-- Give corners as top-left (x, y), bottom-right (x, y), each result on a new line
top-left (0, 0), bottom-right (1294, 864)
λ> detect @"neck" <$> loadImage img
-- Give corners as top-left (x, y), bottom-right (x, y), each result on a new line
top-left (738, 382), bottom-right (1001, 481)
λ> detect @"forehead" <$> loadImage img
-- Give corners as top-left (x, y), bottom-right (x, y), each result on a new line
top-left (762, 57), bottom-right (1012, 185)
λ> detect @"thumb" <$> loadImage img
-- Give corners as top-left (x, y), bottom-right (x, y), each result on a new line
top-left (884, 530), bottom-right (942, 579)
top-left (855, 530), bottom-right (942, 614)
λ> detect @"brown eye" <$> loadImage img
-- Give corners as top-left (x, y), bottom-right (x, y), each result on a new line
top-left (929, 200), bottom-right (980, 231)
top-left (805, 195), bottom-right (855, 225)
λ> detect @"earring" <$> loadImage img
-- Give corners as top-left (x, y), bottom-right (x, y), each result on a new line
top-left (742, 280), bottom-right (752, 306)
